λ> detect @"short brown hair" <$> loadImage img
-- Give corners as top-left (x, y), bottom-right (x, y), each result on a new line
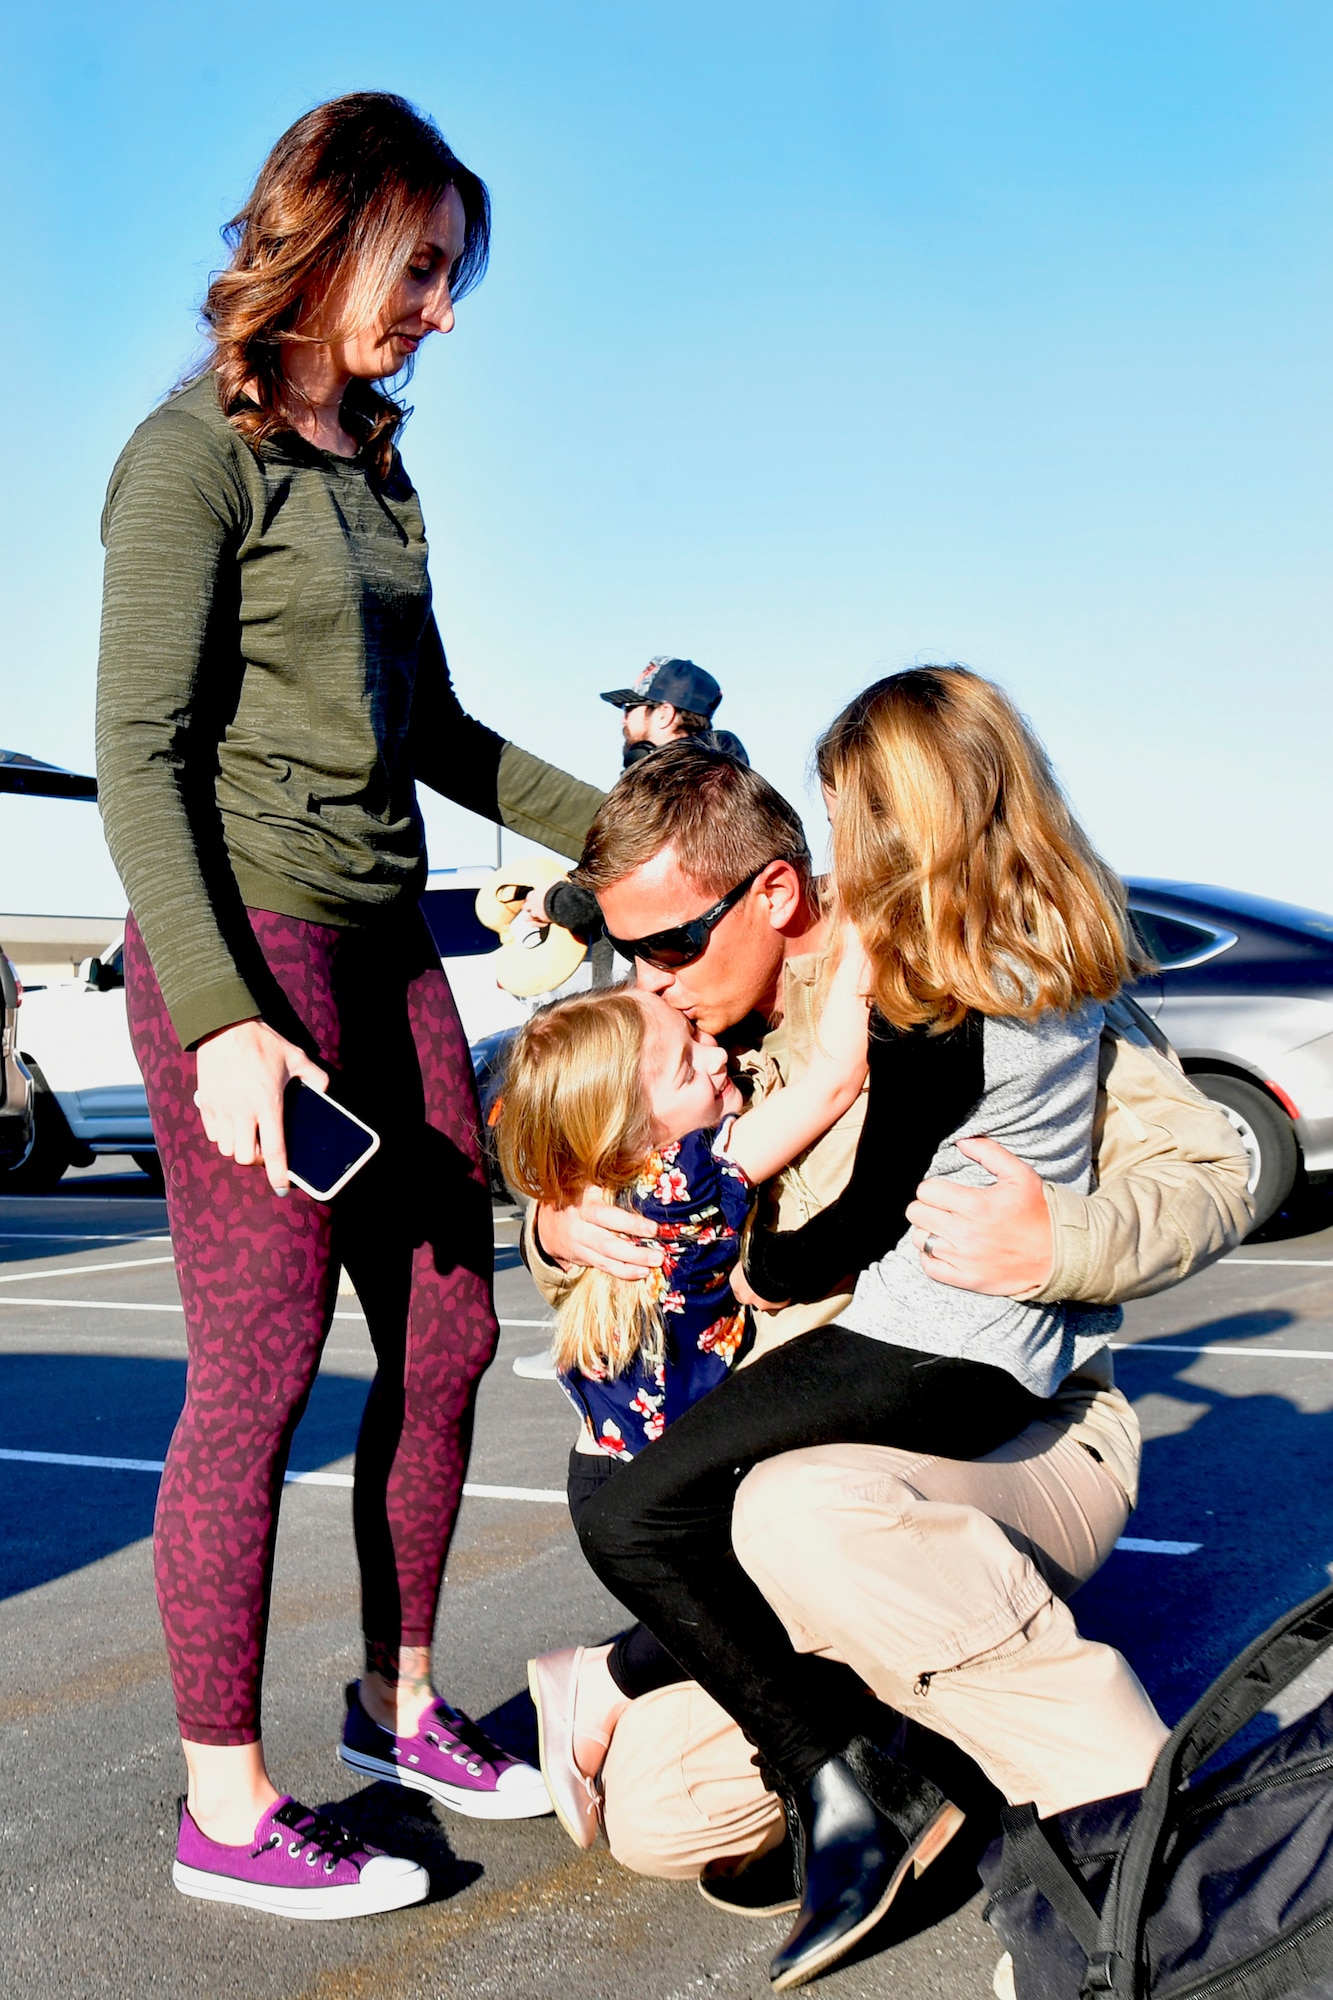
top-left (195, 93), bottom-right (490, 480)
top-left (575, 741), bottom-right (811, 900)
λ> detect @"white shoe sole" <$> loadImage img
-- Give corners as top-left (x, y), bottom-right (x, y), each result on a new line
top-left (338, 1742), bottom-right (552, 1821)
top-left (172, 1858), bottom-right (429, 1921)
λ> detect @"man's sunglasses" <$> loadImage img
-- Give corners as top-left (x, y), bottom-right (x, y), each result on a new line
top-left (604, 865), bottom-right (769, 971)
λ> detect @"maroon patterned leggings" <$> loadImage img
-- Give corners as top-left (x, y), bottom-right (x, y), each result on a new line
top-left (125, 907), bottom-right (499, 1745)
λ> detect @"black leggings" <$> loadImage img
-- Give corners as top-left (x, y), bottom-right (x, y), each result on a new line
top-left (577, 1326), bottom-right (1042, 1791)
top-left (565, 1451), bottom-right (685, 1700)
top-left (567, 1449), bottom-right (895, 1728)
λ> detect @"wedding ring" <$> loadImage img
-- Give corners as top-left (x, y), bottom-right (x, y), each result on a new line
top-left (923, 1233), bottom-right (942, 1259)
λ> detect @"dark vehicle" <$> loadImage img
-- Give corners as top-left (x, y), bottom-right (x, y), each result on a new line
top-left (469, 1028), bottom-right (515, 1202)
top-left (0, 747), bottom-right (98, 801)
top-left (0, 952), bottom-right (35, 1173)
top-left (1126, 881), bottom-right (1333, 1228)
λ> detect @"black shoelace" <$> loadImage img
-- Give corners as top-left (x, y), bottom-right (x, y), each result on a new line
top-left (425, 1700), bottom-right (496, 1764)
top-left (258, 1800), bottom-right (369, 1867)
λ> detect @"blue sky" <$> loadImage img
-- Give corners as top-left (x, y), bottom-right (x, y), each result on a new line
top-left (1, 0), bottom-right (1330, 913)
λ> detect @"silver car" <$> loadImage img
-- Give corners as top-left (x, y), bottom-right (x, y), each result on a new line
top-left (1126, 880), bottom-right (1333, 1228)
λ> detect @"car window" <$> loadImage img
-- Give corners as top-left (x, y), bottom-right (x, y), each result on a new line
top-left (1129, 908), bottom-right (1234, 970)
top-left (1165, 886), bottom-right (1333, 941)
top-left (421, 889), bottom-right (497, 959)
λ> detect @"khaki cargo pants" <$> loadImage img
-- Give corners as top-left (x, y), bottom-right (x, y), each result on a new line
top-left (600, 1424), bottom-right (1167, 1877)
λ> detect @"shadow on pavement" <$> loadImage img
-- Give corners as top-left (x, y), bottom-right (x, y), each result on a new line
top-left (5, 1168), bottom-right (165, 1201)
top-left (1248, 1173), bottom-right (1333, 1244)
top-left (832, 1813), bottom-right (1001, 1973)
top-left (0, 1353), bottom-right (373, 1599)
top-left (477, 1684), bottom-right (542, 1768)
top-left (316, 1781), bottom-right (484, 1903)
top-left (1073, 1312), bottom-right (1333, 1724)
top-left (6, 1269), bottom-right (1333, 1977)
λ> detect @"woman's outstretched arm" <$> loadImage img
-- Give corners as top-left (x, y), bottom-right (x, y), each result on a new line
top-left (410, 616), bottom-right (605, 862)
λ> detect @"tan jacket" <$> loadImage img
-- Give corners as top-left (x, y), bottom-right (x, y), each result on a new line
top-left (524, 961), bottom-right (1254, 1506)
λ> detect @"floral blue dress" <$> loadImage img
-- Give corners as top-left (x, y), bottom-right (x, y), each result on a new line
top-left (558, 1123), bottom-right (754, 1457)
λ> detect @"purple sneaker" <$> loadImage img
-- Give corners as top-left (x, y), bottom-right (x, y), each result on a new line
top-left (339, 1681), bottom-right (552, 1820)
top-left (172, 1796), bottom-right (428, 1919)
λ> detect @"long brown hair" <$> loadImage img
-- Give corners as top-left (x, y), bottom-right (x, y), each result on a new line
top-left (497, 989), bottom-right (666, 1380)
top-left (194, 92), bottom-right (490, 479)
top-left (816, 667), bottom-right (1138, 1032)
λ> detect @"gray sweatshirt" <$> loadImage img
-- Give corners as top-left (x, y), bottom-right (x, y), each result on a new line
top-left (838, 1002), bottom-right (1121, 1397)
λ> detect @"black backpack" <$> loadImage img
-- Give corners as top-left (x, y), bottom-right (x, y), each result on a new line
top-left (978, 1583), bottom-right (1333, 1999)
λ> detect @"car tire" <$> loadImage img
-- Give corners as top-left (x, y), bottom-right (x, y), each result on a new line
top-left (4, 1086), bottom-right (77, 1193)
top-left (132, 1151), bottom-right (166, 1191)
top-left (1191, 1071), bottom-right (1299, 1232)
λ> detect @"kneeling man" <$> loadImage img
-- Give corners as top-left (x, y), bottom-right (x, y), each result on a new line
top-left (526, 745), bottom-right (1250, 1903)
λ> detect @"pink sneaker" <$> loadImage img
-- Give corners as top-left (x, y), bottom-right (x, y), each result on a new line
top-left (172, 1796), bottom-right (428, 1919)
top-left (339, 1681), bottom-right (551, 1821)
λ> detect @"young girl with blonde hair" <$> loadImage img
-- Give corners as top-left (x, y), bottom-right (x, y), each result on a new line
top-left (497, 948), bottom-right (873, 1845)
top-left (572, 665), bottom-right (1141, 1992)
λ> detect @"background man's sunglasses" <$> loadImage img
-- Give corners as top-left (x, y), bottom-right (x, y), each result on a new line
top-left (605, 865), bottom-right (768, 970)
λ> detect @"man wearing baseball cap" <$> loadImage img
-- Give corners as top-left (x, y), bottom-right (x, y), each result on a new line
top-left (521, 657), bottom-right (749, 999)
top-left (600, 656), bottom-right (749, 770)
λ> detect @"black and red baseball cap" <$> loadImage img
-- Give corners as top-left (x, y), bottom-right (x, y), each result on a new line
top-left (600, 656), bottom-right (722, 718)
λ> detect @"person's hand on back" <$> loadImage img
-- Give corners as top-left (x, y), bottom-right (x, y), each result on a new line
top-left (194, 1019), bottom-right (329, 1197)
top-left (536, 1185), bottom-right (664, 1279)
top-left (906, 1135), bottom-right (1054, 1298)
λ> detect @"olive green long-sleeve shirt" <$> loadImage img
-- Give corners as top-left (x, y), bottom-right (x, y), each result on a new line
top-left (96, 373), bottom-right (603, 1048)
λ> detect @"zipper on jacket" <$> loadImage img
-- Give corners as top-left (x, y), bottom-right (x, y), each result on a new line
top-left (914, 1672), bottom-right (933, 1697)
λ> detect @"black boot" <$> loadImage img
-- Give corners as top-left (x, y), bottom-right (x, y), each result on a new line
top-left (768, 1739), bottom-right (964, 1991)
top-left (697, 1831), bottom-right (801, 1918)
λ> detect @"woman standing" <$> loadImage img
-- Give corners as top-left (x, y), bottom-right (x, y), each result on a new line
top-left (96, 93), bottom-right (601, 1917)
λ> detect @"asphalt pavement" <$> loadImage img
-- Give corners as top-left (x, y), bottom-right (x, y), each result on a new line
top-left (2, 1157), bottom-right (1332, 2000)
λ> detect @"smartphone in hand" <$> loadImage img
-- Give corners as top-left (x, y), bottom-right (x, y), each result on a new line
top-left (284, 1079), bottom-right (380, 1200)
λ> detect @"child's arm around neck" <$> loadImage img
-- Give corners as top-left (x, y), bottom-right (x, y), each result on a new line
top-left (721, 924), bottom-right (870, 1187)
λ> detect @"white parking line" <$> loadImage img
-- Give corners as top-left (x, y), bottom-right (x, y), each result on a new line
top-left (0, 1448), bottom-right (561, 1505)
top-left (0, 1233), bottom-right (171, 1244)
top-left (459, 1482), bottom-right (566, 1503)
top-left (0, 1448), bottom-right (1195, 1546)
top-left (1224, 1259), bottom-right (1333, 1268)
top-left (0, 1298), bottom-right (553, 1333)
top-left (1113, 1342), bottom-right (1333, 1361)
top-left (0, 1448), bottom-right (166, 1474)
top-left (0, 1196), bottom-right (164, 1206)
top-left (0, 1297), bottom-right (184, 1313)
top-left (2, 1296), bottom-right (1327, 1362)
top-left (0, 1257), bottom-right (176, 1285)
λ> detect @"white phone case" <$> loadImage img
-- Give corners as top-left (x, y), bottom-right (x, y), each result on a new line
top-left (286, 1089), bottom-right (381, 1202)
